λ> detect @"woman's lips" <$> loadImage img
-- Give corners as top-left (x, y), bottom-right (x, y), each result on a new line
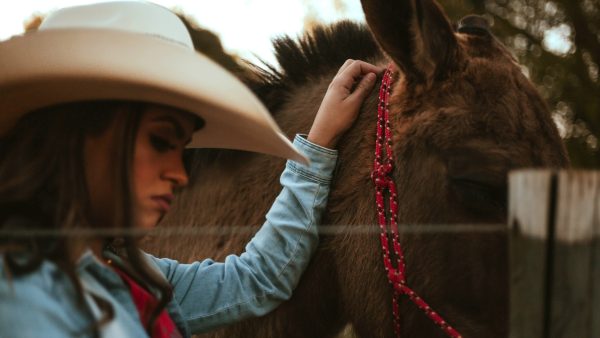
top-left (152, 194), bottom-right (173, 212)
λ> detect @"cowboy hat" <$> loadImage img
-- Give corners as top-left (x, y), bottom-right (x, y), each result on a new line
top-left (0, 1), bottom-right (308, 164)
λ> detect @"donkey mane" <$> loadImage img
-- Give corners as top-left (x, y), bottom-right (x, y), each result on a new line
top-left (247, 20), bottom-right (382, 112)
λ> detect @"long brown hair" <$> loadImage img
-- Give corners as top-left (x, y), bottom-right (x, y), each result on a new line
top-left (0, 101), bottom-right (173, 335)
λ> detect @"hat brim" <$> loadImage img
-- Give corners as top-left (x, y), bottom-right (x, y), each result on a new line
top-left (0, 29), bottom-right (308, 164)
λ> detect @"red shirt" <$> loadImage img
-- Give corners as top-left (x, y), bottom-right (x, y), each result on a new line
top-left (113, 267), bottom-right (182, 338)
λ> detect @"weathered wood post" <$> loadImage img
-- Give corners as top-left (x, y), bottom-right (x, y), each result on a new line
top-left (508, 170), bottom-right (600, 338)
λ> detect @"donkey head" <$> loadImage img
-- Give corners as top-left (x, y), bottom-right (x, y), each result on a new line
top-left (358, 0), bottom-right (568, 225)
top-left (330, 1), bottom-right (570, 336)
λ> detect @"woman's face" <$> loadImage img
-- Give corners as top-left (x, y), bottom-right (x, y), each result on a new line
top-left (85, 105), bottom-right (196, 229)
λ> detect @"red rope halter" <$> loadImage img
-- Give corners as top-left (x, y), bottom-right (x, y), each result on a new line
top-left (371, 65), bottom-right (462, 338)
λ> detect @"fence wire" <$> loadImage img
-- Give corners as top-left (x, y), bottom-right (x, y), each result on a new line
top-left (0, 224), bottom-right (506, 238)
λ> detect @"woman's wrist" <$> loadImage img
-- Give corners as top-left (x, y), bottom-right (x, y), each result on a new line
top-left (306, 131), bottom-right (338, 150)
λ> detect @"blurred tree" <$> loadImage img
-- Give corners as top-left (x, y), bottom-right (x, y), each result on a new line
top-left (441, 0), bottom-right (600, 168)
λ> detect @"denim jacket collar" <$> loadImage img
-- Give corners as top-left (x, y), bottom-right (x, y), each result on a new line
top-left (77, 249), bottom-right (191, 338)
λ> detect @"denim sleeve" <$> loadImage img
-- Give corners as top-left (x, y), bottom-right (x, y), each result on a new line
top-left (148, 135), bottom-right (337, 334)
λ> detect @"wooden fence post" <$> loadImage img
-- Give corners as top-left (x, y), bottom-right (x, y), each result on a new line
top-left (508, 170), bottom-right (600, 338)
top-left (508, 170), bottom-right (554, 338)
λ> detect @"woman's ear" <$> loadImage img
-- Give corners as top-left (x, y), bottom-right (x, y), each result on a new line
top-left (361, 0), bottom-right (460, 84)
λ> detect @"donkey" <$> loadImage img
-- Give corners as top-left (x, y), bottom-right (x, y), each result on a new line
top-left (147, 0), bottom-right (569, 337)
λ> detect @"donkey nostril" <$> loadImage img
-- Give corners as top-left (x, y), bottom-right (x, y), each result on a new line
top-left (457, 15), bottom-right (490, 36)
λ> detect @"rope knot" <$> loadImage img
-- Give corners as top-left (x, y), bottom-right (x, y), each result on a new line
top-left (371, 167), bottom-right (391, 188)
top-left (387, 268), bottom-right (405, 286)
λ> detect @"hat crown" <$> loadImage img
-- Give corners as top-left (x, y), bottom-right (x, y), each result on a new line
top-left (39, 1), bottom-right (193, 48)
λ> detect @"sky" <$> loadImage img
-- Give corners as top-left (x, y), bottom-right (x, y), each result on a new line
top-left (0, 0), bottom-right (366, 65)
top-left (0, 0), bottom-right (571, 65)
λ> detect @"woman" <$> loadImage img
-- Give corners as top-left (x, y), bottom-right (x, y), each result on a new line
top-left (0, 2), bottom-right (381, 337)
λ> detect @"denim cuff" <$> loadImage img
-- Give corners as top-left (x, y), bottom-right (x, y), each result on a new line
top-left (286, 134), bottom-right (338, 184)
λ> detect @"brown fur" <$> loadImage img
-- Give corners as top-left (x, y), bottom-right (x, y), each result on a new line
top-left (145, 1), bottom-right (568, 337)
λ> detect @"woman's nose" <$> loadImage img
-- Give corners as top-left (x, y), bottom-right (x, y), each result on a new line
top-left (162, 160), bottom-right (189, 188)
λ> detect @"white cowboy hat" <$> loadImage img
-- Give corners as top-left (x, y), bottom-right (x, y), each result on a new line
top-left (0, 1), bottom-right (308, 164)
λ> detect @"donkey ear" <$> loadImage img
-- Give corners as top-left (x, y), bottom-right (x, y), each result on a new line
top-left (361, 0), bottom-right (459, 84)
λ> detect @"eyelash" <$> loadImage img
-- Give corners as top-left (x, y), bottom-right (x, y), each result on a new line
top-left (150, 135), bottom-right (176, 152)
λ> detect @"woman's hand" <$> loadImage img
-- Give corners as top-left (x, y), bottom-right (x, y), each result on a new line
top-left (307, 59), bottom-right (383, 149)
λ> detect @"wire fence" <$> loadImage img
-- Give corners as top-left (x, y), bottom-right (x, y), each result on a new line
top-left (0, 223), bottom-right (506, 238)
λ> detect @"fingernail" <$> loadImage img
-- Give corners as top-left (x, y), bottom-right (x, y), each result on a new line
top-left (366, 73), bottom-right (376, 81)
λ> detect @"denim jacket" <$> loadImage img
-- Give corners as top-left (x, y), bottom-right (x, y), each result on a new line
top-left (0, 135), bottom-right (337, 338)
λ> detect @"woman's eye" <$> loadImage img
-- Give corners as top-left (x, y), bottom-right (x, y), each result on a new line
top-left (150, 135), bottom-right (175, 152)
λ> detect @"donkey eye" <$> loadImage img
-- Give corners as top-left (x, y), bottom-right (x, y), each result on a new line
top-left (450, 178), bottom-right (507, 216)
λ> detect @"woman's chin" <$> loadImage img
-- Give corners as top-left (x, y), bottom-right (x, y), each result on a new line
top-left (137, 213), bottom-right (162, 230)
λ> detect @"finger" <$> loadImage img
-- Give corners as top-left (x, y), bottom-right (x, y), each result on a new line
top-left (347, 72), bottom-right (377, 103)
top-left (344, 60), bottom-right (383, 78)
top-left (335, 61), bottom-right (382, 89)
top-left (336, 59), bottom-right (355, 76)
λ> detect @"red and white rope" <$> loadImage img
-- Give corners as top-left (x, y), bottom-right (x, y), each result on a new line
top-left (371, 65), bottom-right (462, 338)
